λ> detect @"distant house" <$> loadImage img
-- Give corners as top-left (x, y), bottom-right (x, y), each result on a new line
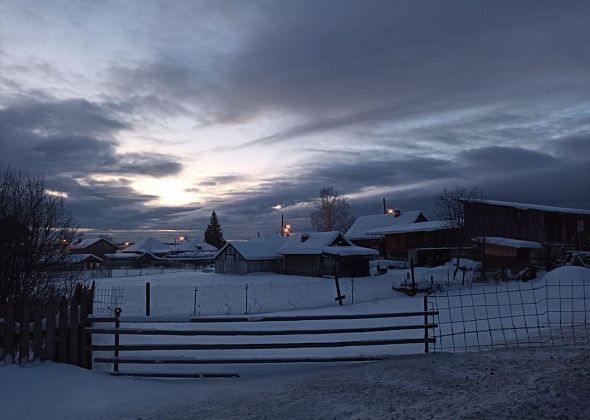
top-left (214, 236), bottom-right (288, 275)
top-left (70, 237), bottom-right (119, 258)
top-left (279, 231), bottom-right (378, 277)
top-left (166, 239), bottom-right (218, 265)
top-left (65, 253), bottom-right (103, 270)
top-left (121, 237), bottom-right (172, 257)
top-left (462, 199), bottom-right (590, 250)
top-left (366, 221), bottom-right (457, 264)
top-left (345, 211), bottom-right (428, 254)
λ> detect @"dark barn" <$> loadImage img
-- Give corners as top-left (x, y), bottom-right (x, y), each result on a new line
top-left (71, 237), bottom-right (119, 258)
top-left (214, 236), bottom-right (287, 275)
top-left (463, 199), bottom-right (590, 248)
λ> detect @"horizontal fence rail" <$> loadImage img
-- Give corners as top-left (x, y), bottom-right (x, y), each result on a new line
top-left (91, 296), bottom-right (437, 378)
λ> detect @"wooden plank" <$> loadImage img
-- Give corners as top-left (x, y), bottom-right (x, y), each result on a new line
top-left (19, 300), bottom-right (30, 363)
top-left (79, 296), bottom-right (91, 369)
top-left (92, 337), bottom-right (436, 352)
top-left (87, 324), bottom-right (439, 336)
top-left (94, 355), bottom-right (388, 364)
top-left (4, 301), bottom-right (15, 363)
top-left (46, 300), bottom-right (57, 361)
top-left (58, 297), bottom-right (68, 363)
top-left (33, 302), bottom-right (43, 360)
top-left (112, 372), bottom-right (239, 379)
top-left (89, 310), bottom-right (440, 324)
top-left (69, 294), bottom-right (79, 365)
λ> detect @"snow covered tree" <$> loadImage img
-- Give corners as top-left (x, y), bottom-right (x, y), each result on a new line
top-left (203, 210), bottom-right (226, 250)
top-left (310, 186), bottom-right (354, 233)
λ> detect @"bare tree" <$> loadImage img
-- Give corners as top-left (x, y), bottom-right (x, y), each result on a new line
top-left (310, 186), bottom-right (354, 232)
top-left (433, 186), bottom-right (483, 281)
top-left (0, 167), bottom-right (80, 311)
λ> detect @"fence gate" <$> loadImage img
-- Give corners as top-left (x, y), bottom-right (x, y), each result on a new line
top-left (89, 296), bottom-right (438, 378)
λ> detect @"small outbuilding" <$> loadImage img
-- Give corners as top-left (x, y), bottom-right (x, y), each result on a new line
top-left (279, 231), bottom-right (378, 277)
top-left (70, 237), bottom-right (119, 258)
top-left (214, 236), bottom-right (288, 274)
top-left (121, 237), bottom-right (172, 256)
top-left (473, 236), bottom-right (542, 271)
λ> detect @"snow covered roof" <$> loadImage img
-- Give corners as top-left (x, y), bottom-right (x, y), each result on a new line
top-left (223, 235), bottom-right (289, 260)
top-left (71, 237), bottom-right (118, 250)
top-left (323, 245), bottom-right (378, 257)
top-left (472, 236), bottom-right (542, 249)
top-left (346, 211), bottom-right (427, 240)
top-left (464, 199), bottom-right (590, 216)
top-left (366, 220), bottom-right (449, 235)
top-left (104, 252), bottom-right (142, 260)
top-left (122, 237), bottom-right (171, 254)
top-left (65, 253), bottom-right (103, 263)
top-left (171, 239), bottom-right (218, 253)
top-left (279, 231), bottom-right (377, 256)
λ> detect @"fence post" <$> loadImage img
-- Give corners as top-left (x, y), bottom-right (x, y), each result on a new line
top-left (424, 295), bottom-right (429, 353)
top-left (4, 300), bottom-right (15, 363)
top-left (69, 293), bottom-right (79, 365)
top-left (145, 282), bottom-right (151, 317)
top-left (411, 260), bottom-right (416, 292)
top-left (33, 302), bottom-right (43, 360)
top-left (113, 307), bottom-right (122, 374)
top-left (193, 286), bottom-right (198, 317)
top-left (245, 284), bottom-right (249, 315)
top-left (46, 299), bottom-right (57, 361)
top-left (58, 298), bottom-right (68, 363)
top-left (20, 300), bottom-right (30, 363)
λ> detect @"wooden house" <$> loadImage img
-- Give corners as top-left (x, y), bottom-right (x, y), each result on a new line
top-left (70, 237), bottom-right (119, 258)
top-left (279, 231), bottom-right (378, 277)
top-left (462, 199), bottom-right (590, 248)
top-left (121, 237), bottom-right (172, 257)
top-left (65, 253), bottom-right (103, 270)
top-left (214, 236), bottom-right (288, 275)
top-left (345, 211), bottom-right (428, 254)
top-left (365, 221), bottom-right (458, 262)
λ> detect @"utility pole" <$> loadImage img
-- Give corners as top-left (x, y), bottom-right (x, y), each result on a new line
top-left (281, 213), bottom-right (284, 236)
top-left (383, 197), bottom-right (387, 214)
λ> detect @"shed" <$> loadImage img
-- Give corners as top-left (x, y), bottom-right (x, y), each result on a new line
top-left (279, 231), bottom-right (378, 277)
top-left (472, 236), bottom-right (542, 270)
top-left (214, 236), bottom-right (288, 274)
top-left (65, 253), bottom-right (103, 270)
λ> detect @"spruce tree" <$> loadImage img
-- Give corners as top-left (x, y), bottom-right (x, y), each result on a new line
top-left (203, 210), bottom-right (226, 249)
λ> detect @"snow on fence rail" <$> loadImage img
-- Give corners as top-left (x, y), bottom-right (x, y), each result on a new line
top-left (431, 276), bottom-right (590, 352)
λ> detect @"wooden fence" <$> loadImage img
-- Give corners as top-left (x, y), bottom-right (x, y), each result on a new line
top-left (90, 296), bottom-right (438, 378)
top-left (0, 283), bottom-right (94, 369)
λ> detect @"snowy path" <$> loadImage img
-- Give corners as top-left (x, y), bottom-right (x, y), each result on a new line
top-left (3, 344), bottom-right (589, 419)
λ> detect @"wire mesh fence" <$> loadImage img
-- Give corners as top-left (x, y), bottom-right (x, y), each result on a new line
top-left (430, 277), bottom-right (590, 352)
top-left (91, 276), bottom-right (406, 317)
top-left (93, 286), bottom-right (125, 317)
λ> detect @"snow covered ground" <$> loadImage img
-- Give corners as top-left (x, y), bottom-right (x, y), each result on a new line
top-left (3, 343), bottom-right (589, 419)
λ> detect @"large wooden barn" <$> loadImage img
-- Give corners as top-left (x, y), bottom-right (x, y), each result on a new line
top-left (279, 231), bottom-right (378, 277)
top-left (365, 220), bottom-right (457, 262)
top-left (214, 236), bottom-right (288, 275)
top-left (462, 199), bottom-right (590, 248)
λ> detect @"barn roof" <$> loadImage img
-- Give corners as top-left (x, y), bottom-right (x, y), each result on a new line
top-left (463, 199), bottom-right (590, 216)
top-left (366, 220), bottom-right (448, 235)
top-left (345, 211), bottom-right (426, 240)
top-left (66, 253), bottom-right (103, 263)
top-left (171, 239), bottom-right (218, 253)
top-left (280, 231), bottom-right (377, 256)
top-left (221, 235), bottom-right (288, 260)
top-left (71, 237), bottom-right (118, 250)
top-left (122, 237), bottom-right (171, 254)
top-left (472, 236), bottom-right (542, 249)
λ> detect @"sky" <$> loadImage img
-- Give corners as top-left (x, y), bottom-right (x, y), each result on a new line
top-left (1, 0), bottom-right (589, 241)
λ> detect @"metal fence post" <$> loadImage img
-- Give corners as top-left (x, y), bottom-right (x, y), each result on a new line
top-left (245, 284), bottom-right (249, 315)
top-left (193, 286), bottom-right (198, 317)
